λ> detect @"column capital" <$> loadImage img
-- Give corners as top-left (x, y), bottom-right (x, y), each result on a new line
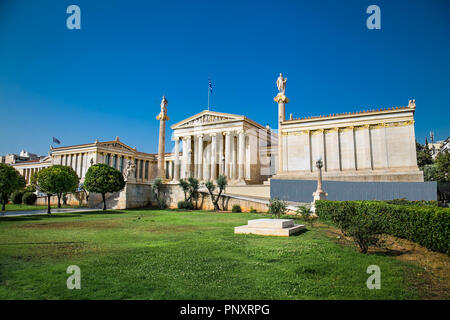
top-left (210, 132), bottom-right (217, 137)
top-left (237, 129), bottom-right (245, 135)
top-left (183, 136), bottom-right (191, 141)
top-left (197, 134), bottom-right (204, 139)
top-left (173, 136), bottom-right (181, 141)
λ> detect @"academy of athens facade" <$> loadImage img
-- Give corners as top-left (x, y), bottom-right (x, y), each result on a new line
top-left (11, 74), bottom-right (423, 188)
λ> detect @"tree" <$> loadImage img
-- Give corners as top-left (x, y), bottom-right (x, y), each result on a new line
top-left (423, 164), bottom-right (438, 181)
top-left (36, 165), bottom-right (79, 213)
top-left (179, 179), bottom-right (190, 202)
top-left (187, 177), bottom-right (200, 208)
top-left (434, 151), bottom-right (450, 182)
top-left (204, 175), bottom-right (227, 211)
top-left (83, 164), bottom-right (125, 210)
top-left (416, 141), bottom-right (433, 168)
top-left (0, 164), bottom-right (25, 212)
top-left (152, 177), bottom-right (166, 208)
top-left (178, 177), bottom-right (200, 209)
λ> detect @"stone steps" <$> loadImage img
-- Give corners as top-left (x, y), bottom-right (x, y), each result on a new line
top-left (235, 218), bottom-right (305, 237)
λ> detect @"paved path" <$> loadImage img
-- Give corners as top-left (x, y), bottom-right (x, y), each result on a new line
top-left (0, 208), bottom-right (102, 217)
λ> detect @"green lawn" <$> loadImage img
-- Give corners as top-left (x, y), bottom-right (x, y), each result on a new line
top-left (0, 209), bottom-right (426, 299)
top-left (2, 204), bottom-right (80, 212)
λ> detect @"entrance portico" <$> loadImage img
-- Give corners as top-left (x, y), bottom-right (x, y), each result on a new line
top-left (170, 110), bottom-right (274, 184)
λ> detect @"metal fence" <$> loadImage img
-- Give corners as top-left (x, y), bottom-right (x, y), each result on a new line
top-left (270, 179), bottom-right (437, 202)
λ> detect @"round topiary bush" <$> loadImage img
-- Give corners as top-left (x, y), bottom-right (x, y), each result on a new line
top-left (22, 192), bottom-right (37, 205)
top-left (232, 204), bottom-right (242, 213)
top-left (11, 190), bottom-right (24, 205)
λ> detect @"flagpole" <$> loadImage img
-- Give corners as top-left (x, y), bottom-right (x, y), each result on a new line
top-left (207, 81), bottom-right (210, 111)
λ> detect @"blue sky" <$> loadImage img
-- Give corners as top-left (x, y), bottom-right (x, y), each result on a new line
top-left (0, 0), bottom-right (449, 155)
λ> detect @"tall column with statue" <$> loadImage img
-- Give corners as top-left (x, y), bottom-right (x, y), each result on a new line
top-left (274, 73), bottom-right (289, 173)
top-left (156, 95), bottom-right (169, 178)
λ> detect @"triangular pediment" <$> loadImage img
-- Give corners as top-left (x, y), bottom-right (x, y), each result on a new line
top-left (98, 140), bottom-right (136, 153)
top-left (171, 110), bottom-right (244, 129)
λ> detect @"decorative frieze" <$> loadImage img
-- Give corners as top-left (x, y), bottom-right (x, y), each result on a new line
top-left (281, 120), bottom-right (414, 136)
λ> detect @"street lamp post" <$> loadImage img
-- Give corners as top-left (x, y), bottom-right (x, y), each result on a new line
top-left (311, 156), bottom-right (328, 213)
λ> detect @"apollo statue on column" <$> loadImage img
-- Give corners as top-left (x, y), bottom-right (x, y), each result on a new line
top-left (276, 73), bottom-right (287, 95)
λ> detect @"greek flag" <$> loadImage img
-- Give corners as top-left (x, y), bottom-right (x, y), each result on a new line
top-left (52, 137), bottom-right (61, 144)
top-left (208, 76), bottom-right (213, 93)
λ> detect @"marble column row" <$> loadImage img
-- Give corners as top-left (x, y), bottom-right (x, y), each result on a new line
top-left (60, 152), bottom-right (90, 179)
top-left (174, 130), bottom-right (246, 182)
top-left (23, 167), bottom-right (45, 184)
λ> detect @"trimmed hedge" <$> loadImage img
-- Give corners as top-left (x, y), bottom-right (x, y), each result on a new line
top-left (383, 199), bottom-right (438, 207)
top-left (316, 200), bottom-right (450, 255)
top-left (11, 190), bottom-right (24, 204)
top-left (22, 192), bottom-right (37, 205)
top-left (231, 205), bottom-right (242, 213)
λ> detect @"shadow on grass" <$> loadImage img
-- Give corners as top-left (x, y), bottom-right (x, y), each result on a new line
top-left (289, 228), bottom-right (309, 237)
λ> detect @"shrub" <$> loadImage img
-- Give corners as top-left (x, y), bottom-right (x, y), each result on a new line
top-left (22, 192), bottom-right (37, 205)
top-left (268, 198), bottom-right (288, 218)
top-left (232, 204), bottom-right (242, 213)
top-left (250, 207), bottom-right (257, 213)
top-left (11, 190), bottom-right (24, 204)
top-left (177, 200), bottom-right (194, 210)
top-left (316, 200), bottom-right (450, 254)
top-left (296, 205), bottom-right (318, 227)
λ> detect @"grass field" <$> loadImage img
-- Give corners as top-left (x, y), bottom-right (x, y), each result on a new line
top-left (0, 209), bottom-right (433, 299)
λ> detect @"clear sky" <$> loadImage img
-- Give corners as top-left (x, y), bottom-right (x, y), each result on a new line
top-left (0, 0), bottom-right (449, 156)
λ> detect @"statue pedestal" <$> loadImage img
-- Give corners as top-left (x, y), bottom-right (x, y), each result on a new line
top-left (126, 177), bottom-right (136, 184)
top-left (310, 190), bottom-right (328, 213)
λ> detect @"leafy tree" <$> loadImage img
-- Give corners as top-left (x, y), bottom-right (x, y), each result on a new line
top-left (204, 175), bottom-right (227, 211)
top-left (416, 141), bottom-right (433, 168)
top-left (84, 164), bottom-right (125, 210)
top-left (179, 179), bottom-right (190, 202)
top-left (423, 164), bottom-right (438, 181)
top-left (187, 177), bottom-right (200, 208)
top-left (152, 177), bottom-right (166, 208)
top-left (434, 151), bottom-right (450, 182)
top-left (36, 165), bottom-right (79, 213)
top-left (0, 164), bottom-right (25, 211)
top-left (178, 177), bottom-right (201, 209)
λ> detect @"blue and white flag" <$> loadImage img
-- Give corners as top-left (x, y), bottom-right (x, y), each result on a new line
top-left (208, 76), bottom-right (213, 93)
top-left (52, 137), bottom-right (61, 145)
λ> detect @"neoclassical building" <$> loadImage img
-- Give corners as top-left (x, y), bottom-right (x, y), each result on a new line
top-left (12, 137), bottom-right (176, 184)
top-left (11, 75), bottom-right (423, 185)
top-left (170, 110), bottom-right (276, 184)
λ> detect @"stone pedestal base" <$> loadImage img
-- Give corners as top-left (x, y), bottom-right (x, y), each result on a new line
top-left (235, 219), bottom-right (305, 237)
top-left (311, 190), bottom-right (328, 213)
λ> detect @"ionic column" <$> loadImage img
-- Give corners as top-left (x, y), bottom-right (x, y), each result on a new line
top-left (234, 133), bottom-right (237, 180)
top-left (184, 136), bottom-right (192, 178)
top-left (136, 159), bottom-right (141, 181)
top-left (211, 133), bottom-right (217, 180)
top-left (174, 137), bottom-right (180, 181)
top-left (238, 130), bottom-right (245, 181)
top-left (197, 135), bottom-right (203, 180)
top-left (77, 153), bottom-right (82, 178)
top-left (224, 132), bottom-right (231, 179)
top-left (218, 133), bottom-right (224, 175)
